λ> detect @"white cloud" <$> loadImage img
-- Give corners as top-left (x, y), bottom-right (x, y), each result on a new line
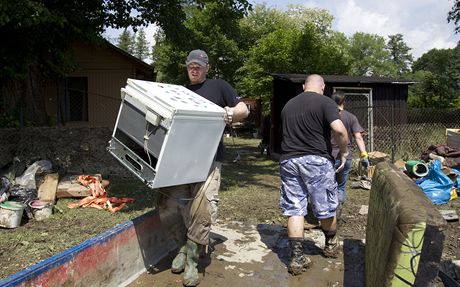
top-left (335, 0), bottom-right (400, 36)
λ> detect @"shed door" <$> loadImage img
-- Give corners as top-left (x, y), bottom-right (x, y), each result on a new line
top-left (332, 87), bottom-right (374, 152)
top-left (60, 77), bottom-right (88, 122)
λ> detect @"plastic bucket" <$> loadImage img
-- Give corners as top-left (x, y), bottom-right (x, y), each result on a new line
top-left (29, 199), bottom-right (53, 221)
top-left (0, 201), bottom-right (25, 228)
top-left (405, 160), bottom-right (429, 177)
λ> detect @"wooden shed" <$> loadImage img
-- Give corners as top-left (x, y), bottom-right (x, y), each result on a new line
top-left (43, 41), bottom-right (154, 128)
top-left (269, 74), bottom-right (415, 156)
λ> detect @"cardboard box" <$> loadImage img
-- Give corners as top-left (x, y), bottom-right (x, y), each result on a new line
top-left (446, 128), bottom-right (460, 148)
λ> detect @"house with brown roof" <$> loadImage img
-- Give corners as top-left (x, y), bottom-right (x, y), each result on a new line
top-left (43, 41), bottom-right (155, 128)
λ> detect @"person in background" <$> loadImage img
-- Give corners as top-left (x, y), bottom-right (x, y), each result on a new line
top-left (158, 49), bottom-right (249, 287)
top-left (330, 91), bottom-right (369, 216)
top-left (279, 74), bottom-right (349, 275)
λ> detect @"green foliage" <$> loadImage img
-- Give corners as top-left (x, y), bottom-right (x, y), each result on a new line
top-left (153, 1), bottom-right (250, 84)
top-left (348, 32), bottom-right (397, 76)
top-left (410, 44), bottom-right (460, 108)
top-left (133, 28), bottom-right (150, 61)
top-left (233, 5), bottom-right (349, 108)
top-left (117, 28), bottom-right (135, 54)
top-left (387, 34), bottom-right (413, 76)
top-left (285, 4), bottom-right (334, 34)
top-left (448, 0), bottom-right (460, 34)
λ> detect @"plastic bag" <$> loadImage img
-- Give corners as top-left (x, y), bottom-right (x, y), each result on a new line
top-left (14, 160), bottom-right (53, 189)
top-left (9, 185), bottom-right (38, 218)
top-left (418, 160), bottom-right (453, 205)
top-left (0, 176), bottom-right (11, 203)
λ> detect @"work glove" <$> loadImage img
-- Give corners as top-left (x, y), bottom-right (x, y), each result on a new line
top-left (360, 151), bottom-right (369, 170)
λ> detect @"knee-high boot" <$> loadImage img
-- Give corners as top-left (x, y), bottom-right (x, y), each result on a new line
top-left (171, 244), bottom-right (187, 273)
top-left (183, 239), bottom-right (200, 286)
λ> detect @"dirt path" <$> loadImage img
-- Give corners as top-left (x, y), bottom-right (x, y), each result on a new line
top-left (128, 221), bottom-right (365, 287)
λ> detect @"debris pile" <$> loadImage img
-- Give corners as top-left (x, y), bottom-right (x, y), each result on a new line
top-left (0, 158), bottom-right (134, 229)
top-left (392, 129), bottom-right (460, 221)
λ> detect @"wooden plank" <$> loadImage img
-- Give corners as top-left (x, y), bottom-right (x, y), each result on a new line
top-left (37, 173), bottom-right (59, 203)
top-left (56, 182), bottom-right (91, 198)
top-left (56, 174), bottom-right (109, 198)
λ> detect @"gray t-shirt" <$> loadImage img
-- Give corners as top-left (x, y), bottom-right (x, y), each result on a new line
top-left (331, 109), bottom-right (364, 160)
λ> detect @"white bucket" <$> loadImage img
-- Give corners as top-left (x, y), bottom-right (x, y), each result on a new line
top-left (29, 200), bottom-right (53, 221)
top-left (0, 201), bottom-right (25, 228)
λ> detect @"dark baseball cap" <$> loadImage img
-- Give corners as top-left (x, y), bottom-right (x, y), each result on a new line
top-left (186, 49), bottom-right (209, 67)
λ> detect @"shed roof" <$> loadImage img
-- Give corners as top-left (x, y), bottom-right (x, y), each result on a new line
top-left (270, 73), bottom-right (416, 85)
top-left (104, 41), bottom-right (153, 71)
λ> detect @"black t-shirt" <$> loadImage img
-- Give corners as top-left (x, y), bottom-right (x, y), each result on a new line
top-left (186, 79), bottom-right (240, 161)
top-left (280, 91), bottom-right (340, 162)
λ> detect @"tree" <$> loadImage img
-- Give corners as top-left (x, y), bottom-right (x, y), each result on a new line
top-left (348, 32), bottom-right (397, 76)
top-left (134, 28), bottom-right (150, 61)
top-left (233, 6), bottom-right (350, 108)
top-left (409, 44), bottom-right (460, 108)
top-left (448, 0), bottom-right (460, 34)
top-left (387, 34), bottom-right (413, 76)
top-left (117, 28), bottom-right (135, 54)
top-left (285, 4), bottom-right (334, 34)
top-left (0, 0), bottom-right (251, 125)
top-left (153, 1), bottom-right (251, 84)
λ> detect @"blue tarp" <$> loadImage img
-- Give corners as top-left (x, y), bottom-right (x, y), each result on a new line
top-left (418, 160), bottom-right (453, 205)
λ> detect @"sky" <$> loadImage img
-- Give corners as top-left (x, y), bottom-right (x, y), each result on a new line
top-left (253, 0), bottom-right (458, 59)
top-left (104, 0), bottom-right (459, 60)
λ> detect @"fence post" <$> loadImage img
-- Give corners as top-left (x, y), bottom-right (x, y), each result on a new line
top-left (391, 103), bottom-right (395, 162)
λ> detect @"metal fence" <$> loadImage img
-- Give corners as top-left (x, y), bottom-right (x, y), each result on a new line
top-left (346, 105), bottom-right (460, 162)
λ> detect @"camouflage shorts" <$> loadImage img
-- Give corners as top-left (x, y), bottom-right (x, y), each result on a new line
top-left (280, 155), bottom-right (338, 219)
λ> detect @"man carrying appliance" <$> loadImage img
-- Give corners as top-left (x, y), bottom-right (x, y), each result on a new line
top-left (279, 74), bottom-right (349, 275)
top-left (158, 49), bottom-right (249, 286)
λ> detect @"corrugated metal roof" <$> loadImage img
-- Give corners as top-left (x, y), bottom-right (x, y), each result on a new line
top-left (270, 73), bottom-right (416, 85)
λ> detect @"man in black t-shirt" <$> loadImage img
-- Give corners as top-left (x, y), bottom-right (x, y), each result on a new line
top-left (159, 49), bottom-right (249, 287)
top-left (280, 74), bottom-right (349, 275)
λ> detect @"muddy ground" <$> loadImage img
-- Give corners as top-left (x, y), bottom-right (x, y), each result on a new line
top-left (0, 127), bottom-right (459, 284)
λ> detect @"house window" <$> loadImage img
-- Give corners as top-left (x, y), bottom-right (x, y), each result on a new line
top-left (61, 77), bottom-right (88, 122)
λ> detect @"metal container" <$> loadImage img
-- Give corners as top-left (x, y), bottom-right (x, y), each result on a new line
top-left (0, 201), bottom-right (25, 228)
top-left (108, 79), bottom-right (226, 189)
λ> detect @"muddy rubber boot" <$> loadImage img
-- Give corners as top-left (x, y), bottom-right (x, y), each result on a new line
top-left (171, 244), bottom-right (187, 273)
top-left (323, 231), bottom-right (339, 258)
top-left (288, 239), bottom-right (312, 275)
top-left (183, 239), bottom-right (200, 286)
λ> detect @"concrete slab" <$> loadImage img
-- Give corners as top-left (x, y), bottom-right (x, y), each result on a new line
top-left (128, 221), bottom-right (365, 287)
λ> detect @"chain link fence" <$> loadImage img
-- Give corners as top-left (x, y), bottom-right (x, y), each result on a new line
top-left (347, 105), bottom-right (460, 162)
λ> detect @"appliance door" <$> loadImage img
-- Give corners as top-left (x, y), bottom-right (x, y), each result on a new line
top-left (109, 98), bottom-right (167, 186)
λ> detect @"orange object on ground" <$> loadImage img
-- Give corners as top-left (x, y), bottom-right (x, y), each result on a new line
top-left (67, 175), bottom-right (134, 213)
